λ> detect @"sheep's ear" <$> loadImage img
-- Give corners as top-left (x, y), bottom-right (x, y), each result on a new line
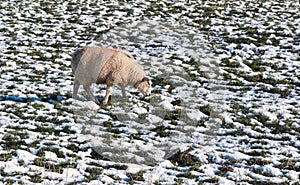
top-left (142, 77), bottom-right (151, 85)
top-left (142, 77), bottom-right (149, 82)
top-left (125, 53), bottom-right (132, 59)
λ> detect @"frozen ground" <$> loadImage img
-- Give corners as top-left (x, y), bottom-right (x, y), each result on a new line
top-left (0, 0), bottom-right (300, 184)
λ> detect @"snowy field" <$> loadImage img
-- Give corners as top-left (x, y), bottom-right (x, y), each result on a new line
top-left (0, 0), bottom-right (300, 184)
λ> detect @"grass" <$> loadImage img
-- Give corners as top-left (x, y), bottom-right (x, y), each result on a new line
top-left (0, 0), bottom-right (299, 184)
top-left (37, 146), bottom-right (66, 158)
top-left (168, 147), bottom-right (202, 167)
top-left (151, 125), bottom-right (172, 137)
top-left (152, 76), bottom-right (176, 93)
top-left (127, 170), bottom-right (145, 184)
top-left (66, 143), bottom-right (80, 153)
top-left (30, 175), bottom-right (43, 183)
top-left (104, 123), bottom-right (124, 134)
top-left (176, 170), bottom-right (199, 179)
top-left (85, 167), bottom-right (103, 181)
top-left (164, 109), bottom-right (181, 124)
top-left (33, 156), bottom-right (77, 174)
top-left (0, 153), bottom-right (13, 162)
top-left (129, 132), bottom-right (143, 140)
top-left (1, 133), bottom-right (25, 150)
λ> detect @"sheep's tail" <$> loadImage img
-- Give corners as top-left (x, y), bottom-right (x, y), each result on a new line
top-left (71, 48), bottom-right (85, 75)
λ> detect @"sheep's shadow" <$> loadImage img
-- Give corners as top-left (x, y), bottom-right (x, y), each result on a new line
top-left (0, 95), bottom-right (64, 104)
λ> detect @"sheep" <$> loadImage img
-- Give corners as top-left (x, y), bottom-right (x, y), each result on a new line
top-left (71, 46), bottom-right (151, 105)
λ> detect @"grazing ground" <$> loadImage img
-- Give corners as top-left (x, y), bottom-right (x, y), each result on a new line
top-left (0, 0), bottom-right (300, 184)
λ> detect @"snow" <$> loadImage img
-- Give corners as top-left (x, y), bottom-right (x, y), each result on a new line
top-left (262, 165), bottom-right (282, 177)
top-left (286, 171), bottom-right (300, 181)
top-left (0, 0), bottom-right (300, 184)
top-left (2, 159), bottom-right (28, 174)
top-left (63, 168), bottom-right (85, 183)
top-left (16, 150), bottom-right (37, 165)
top-left (218, 177), bottom-right (235, 185)
top-left (44, 151), bottom-right (58, 161)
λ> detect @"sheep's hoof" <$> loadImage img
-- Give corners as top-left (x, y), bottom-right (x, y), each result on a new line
top-left (102, 98), bottom-right (111, 105)
top-left (101, 96), bottom-right (112, 105)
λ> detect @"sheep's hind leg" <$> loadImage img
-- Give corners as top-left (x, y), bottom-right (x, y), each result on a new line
top-left (103, 85), bottom-right (112, 105)
top-left (83, 85), bottom-right (100, 104)
top-left (72, 80), bottom-right (80, 100)
top-left (121, 85), bottom-right (126, 97)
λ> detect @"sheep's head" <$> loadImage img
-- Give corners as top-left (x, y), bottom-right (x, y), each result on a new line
top-left (135, 77), bottom-right (151, 96)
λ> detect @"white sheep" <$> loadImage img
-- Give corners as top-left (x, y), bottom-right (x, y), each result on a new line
top-left (71, 46), bottom-right (151, 105)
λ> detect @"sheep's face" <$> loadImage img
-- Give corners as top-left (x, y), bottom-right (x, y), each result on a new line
top-left (136, 77), bottom-right (151, 96)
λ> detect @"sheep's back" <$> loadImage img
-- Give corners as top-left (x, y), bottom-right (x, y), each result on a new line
top-left (73, 46), bottom-right (116, 85)
top-left (97, 50), bottom-right (135, 85)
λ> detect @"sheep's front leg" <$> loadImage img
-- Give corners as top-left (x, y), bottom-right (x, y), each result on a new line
top-left (103, 85), bottom-right (112, 105)
top-left (72, 79), bottom-right (80, 99)
top-left (83, 85), bottom-right (100, 104)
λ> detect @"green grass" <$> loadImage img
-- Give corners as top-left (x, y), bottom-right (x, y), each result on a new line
top-left (0, 153), bottom-right (13, 162)
top-left (168, 148), bottom-right (202, 167)
top-left (151, 125), bottom-right (172, 137)
top-left (0, 0), bottom-right (299, 184)
top-left (127, 170), bottom-right (145, 184)
top-left (85, 167), bottom-right (103, 181)
top-left (2, 133), bottom-right (25, 150)
top-left (37, 146), bottom-right (66, 158)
